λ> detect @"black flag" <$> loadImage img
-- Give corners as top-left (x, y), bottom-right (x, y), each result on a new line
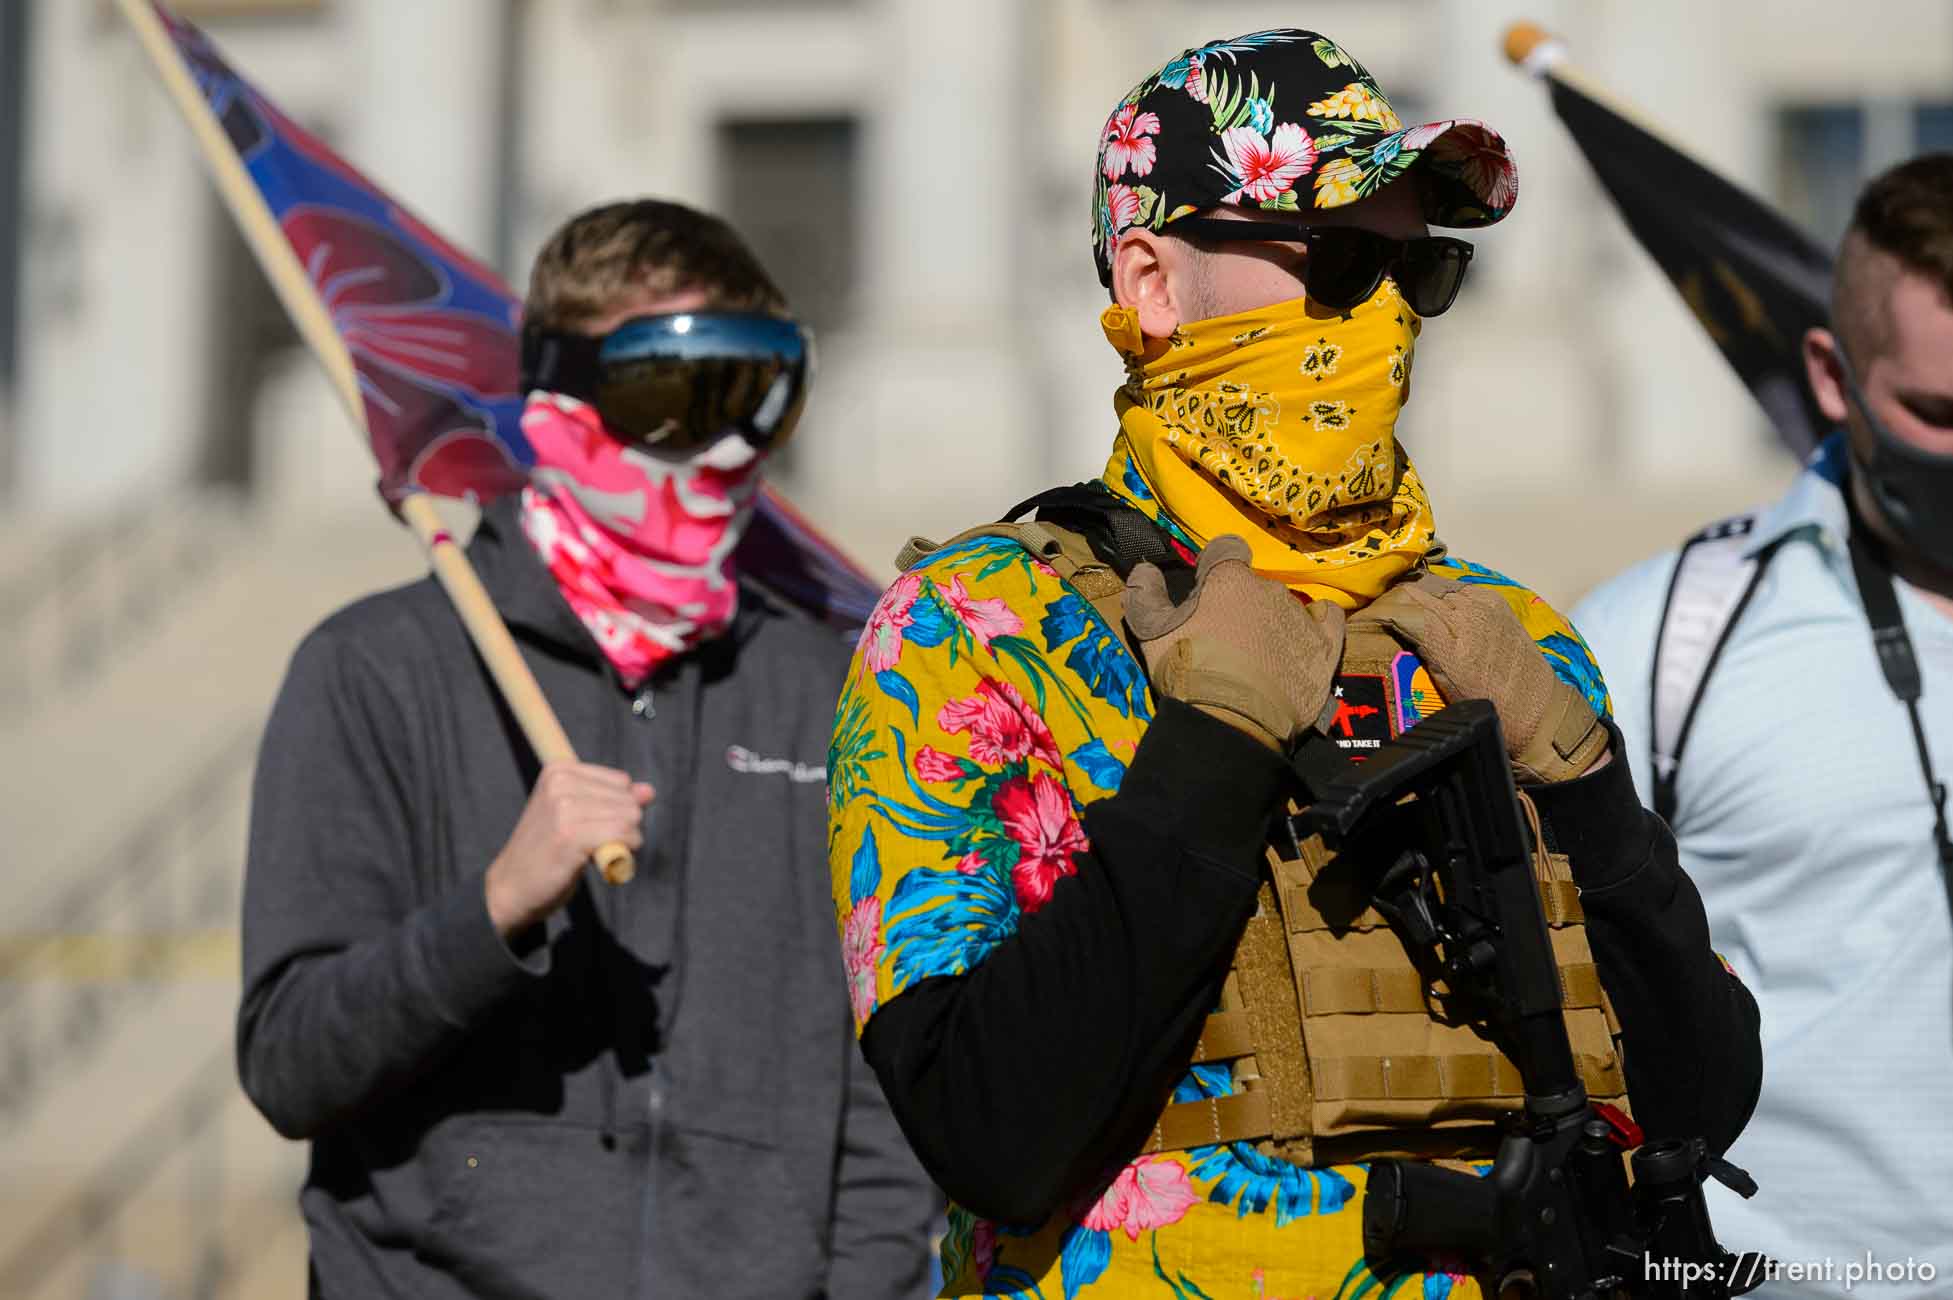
top-left (1543, 69), bottom-right (1836, 457)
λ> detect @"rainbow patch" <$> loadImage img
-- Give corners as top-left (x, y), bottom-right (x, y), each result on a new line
top-left (1390, 651), bottom-right (1442, 734)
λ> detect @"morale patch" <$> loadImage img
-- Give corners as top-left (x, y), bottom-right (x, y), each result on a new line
top-left (1327, 675), bottom-right (1389, 756)
top-left (1389, 651), bottom-right (1442, 735)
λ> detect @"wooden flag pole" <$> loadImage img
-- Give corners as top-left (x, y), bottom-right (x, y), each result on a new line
top-left (1502, 21), bottom-right (1689, 145)
top-left (1502, 21), bottom-right (1567, 78)
top-left (117, 0), bottom-right (635, 884)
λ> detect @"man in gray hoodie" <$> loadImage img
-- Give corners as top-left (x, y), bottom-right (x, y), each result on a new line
top-left (237, 199), bottom-right (936, 1299)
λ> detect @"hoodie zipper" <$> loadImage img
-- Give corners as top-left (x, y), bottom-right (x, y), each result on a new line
top-left (600, 681), bottom-right (658, 1151)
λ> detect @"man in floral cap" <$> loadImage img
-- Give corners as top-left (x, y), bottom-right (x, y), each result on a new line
top-left (831, 29), bottom-right (1760, 1297)
top-left (1092, 31), bottom-right (1515, 287)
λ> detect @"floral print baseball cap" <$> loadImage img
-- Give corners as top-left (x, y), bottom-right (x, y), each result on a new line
top-left (1092, 29), bottom-right (1520, 286)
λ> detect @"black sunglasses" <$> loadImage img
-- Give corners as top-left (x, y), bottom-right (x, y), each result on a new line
top-left (1168, 217), bottom-right (1475, 317)
top-left (521, 312), bottom-right (813, 452)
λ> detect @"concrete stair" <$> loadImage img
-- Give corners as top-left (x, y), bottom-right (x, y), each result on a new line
top-left (0, 499), bottom-right (436, 1298)
top-left (1, 504), bottom-right (428, 900)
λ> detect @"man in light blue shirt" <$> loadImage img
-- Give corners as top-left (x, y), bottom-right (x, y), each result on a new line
top-left (1575, 155), bottom-right (1953, 1296)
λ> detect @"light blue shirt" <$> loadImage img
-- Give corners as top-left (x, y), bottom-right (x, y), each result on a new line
top-left (1574, 439), bottom-right (1953, 1297)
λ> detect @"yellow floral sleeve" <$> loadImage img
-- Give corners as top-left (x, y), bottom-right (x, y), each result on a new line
top-left (828, 536), bottom-right (1150, 1038)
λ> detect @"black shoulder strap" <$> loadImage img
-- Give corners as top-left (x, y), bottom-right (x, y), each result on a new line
top-left (1845, 524), bottom-right (1953, 872)
top-left (1649, 515), bottom-right (1783, 825)
top-left (1006, 484), bottom-right (1196, 600)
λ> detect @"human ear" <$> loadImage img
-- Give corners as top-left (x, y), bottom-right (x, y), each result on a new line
top-left (1802, 327), bottom-right (1852, 427)
top-left (1111, 229), bottom-right (1185, 341)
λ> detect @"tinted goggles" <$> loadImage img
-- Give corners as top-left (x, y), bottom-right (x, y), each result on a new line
top-left (1169, 217), bottom-right (1474, 317)
top-left (520, 312), bottom-right (813, 452)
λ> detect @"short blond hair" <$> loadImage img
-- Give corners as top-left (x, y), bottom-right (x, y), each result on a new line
top-left (524, 199), bottom-right (786, 331)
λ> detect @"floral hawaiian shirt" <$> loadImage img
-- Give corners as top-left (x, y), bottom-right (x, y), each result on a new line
top-left (828, 478), bottom-right (1610, 1300)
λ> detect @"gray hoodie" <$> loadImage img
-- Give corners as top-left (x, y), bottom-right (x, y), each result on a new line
top-left (237, 497), bottom-right (935, 1299)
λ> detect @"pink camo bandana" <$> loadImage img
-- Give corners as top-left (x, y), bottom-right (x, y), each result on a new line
top-left (518, 393), bottom-right (764, 687)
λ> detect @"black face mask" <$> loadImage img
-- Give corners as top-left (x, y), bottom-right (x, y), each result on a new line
top-left (1836, 345), bottom-right (1953, 573)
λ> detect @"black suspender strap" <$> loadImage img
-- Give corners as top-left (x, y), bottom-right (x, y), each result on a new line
top-left (1844, 526), bottom-right (1953, 874)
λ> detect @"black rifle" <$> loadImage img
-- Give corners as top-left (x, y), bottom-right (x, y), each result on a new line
top-left (1287, 699), bottom-right (1760, 1299)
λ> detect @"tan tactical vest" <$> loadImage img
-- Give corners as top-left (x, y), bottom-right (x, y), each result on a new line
top-left (896, 520), bottom-right (1630, 1169)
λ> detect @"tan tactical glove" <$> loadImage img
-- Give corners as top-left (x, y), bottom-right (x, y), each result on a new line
top-left (1351, 571), bottom-right (1609, 783)
top-left (1124, 535), bottom-right (1346, 751)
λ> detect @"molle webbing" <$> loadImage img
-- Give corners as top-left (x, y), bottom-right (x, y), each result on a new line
top-left (1145, 886), bottom-right (1310, 1158)
top-left (1145, 624), bottom-right (1630, 1164)
top-left (1296, 962), bottom-right (1608, 1017)
top-left (1148, 817), bottom-right (1630, 1161)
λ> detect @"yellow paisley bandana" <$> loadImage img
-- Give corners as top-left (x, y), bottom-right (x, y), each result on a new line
top-left (1101, 282), bottom-right (1436, 609)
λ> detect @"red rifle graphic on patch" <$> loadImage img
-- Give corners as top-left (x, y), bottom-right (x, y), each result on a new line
top-left (1331, 700), bottom-right (1380, 738)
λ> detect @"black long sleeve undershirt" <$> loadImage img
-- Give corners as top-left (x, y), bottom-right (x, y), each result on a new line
top-left (861, 700), bottom-right (1287, 1224)
top-left (1527, 726), bottom-right (1763, 1154)
top-left (860, 712), bottom-right (1764, 1226)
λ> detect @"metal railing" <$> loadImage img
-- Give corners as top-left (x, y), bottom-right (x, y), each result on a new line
top-left (0, 729), bottom-right (256, 1131)
top-left (0, 1047), bottom-right (283, 1299)
top-left (0, 496), bottom-right (244, 724)
top-left (0, 720), bottom-right (294, 1298)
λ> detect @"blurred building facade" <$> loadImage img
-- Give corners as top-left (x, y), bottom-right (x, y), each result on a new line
top-left (7, 0), bottom-right (1953, 578)
top-left (2, 1), bottom-right (1950, 1296)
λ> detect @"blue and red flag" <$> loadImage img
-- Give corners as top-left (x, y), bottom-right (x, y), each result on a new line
top-left (141, 1), bottom-right (880, 625)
